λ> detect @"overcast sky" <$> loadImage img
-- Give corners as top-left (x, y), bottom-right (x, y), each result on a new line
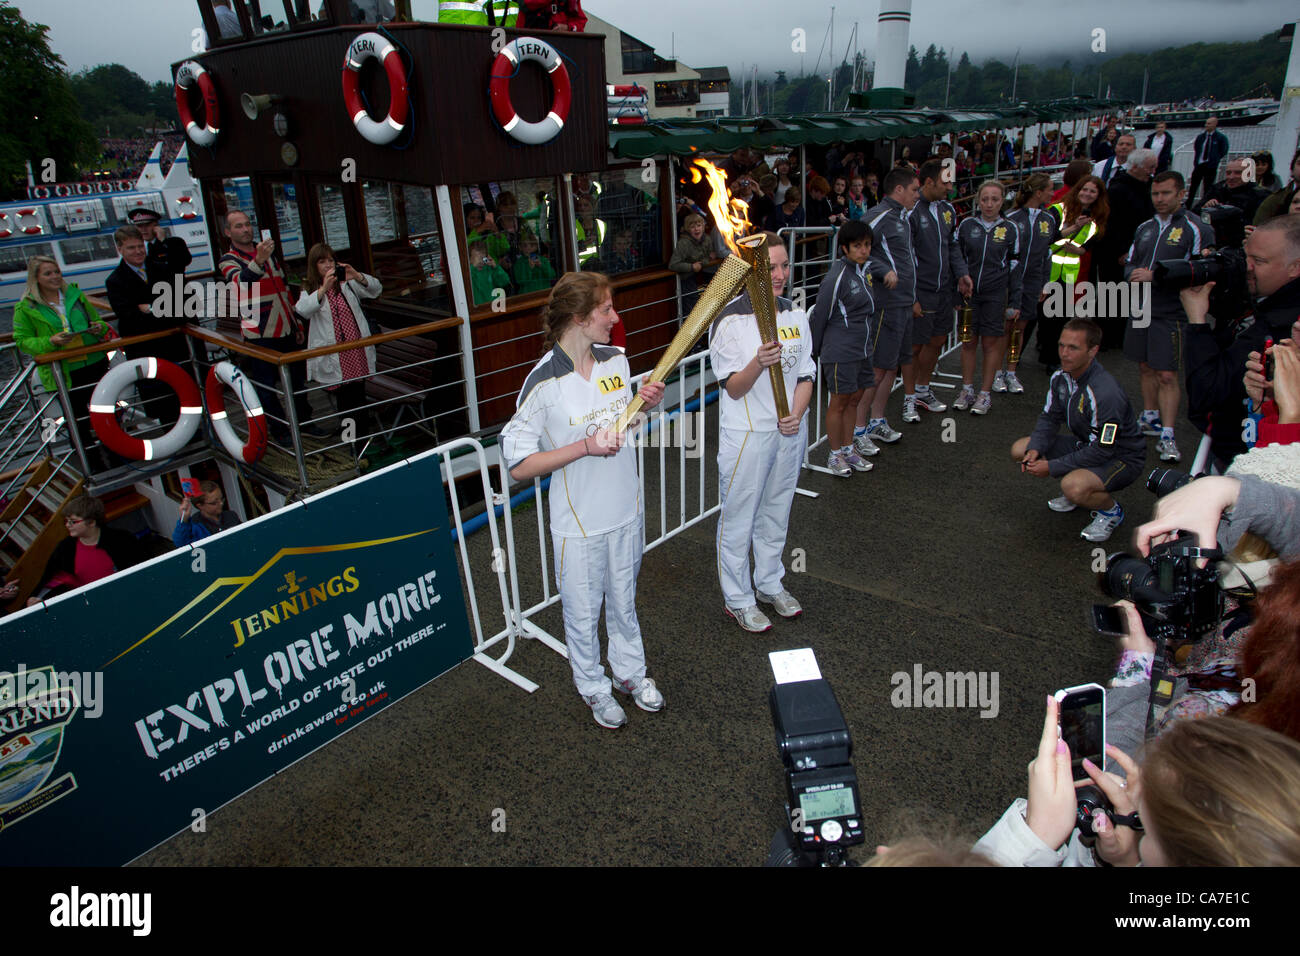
top-left (14, 0), bottom-right (1298, 83)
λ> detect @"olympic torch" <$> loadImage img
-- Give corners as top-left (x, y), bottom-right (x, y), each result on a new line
top-left (736, 233), bottom-right (790, 420)
top-left (613, 253), bottom-right (751, 432)
top-left (614, 157), bottom-right (762, 433)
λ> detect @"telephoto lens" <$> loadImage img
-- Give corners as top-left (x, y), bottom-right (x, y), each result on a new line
top-left (1146, 467), bottom-right (1192, 497)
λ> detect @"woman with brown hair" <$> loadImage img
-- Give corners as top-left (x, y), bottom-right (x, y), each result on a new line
top-left (499, 272), bottom-right (665, 729)
top-left (295, 242), bottom-right (382, 436)
top-left (1038, 175), bottom-right (1110, 366)
top-left (28, 495), bottom-right (143, 605)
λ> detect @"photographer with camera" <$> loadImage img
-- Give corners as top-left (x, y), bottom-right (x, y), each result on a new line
top-left (1193, 158), bottom-right (1269, 227)
top-left (1124, 171), bottom-right (1216, 463)
top-left (1012, 319), bottom-right (1146, 542)
top-left (1183, 215), bottom-right (1300, 468)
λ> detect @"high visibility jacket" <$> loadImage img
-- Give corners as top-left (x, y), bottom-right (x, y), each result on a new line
top-left (439, 0), bottom-right (519, 26)
top-left (1049, 202), bottom-right (1096, 285)
top-left (576, 217), bottom-right (606, 265)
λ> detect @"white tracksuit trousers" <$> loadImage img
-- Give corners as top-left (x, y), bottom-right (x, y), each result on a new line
top-left (716, 423), bottom-right (806, 608)
top-left (553, 515), bottom-right (648, 698)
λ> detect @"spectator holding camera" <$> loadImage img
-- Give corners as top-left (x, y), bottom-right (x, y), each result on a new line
top-left (975, 702), bottom-right (1300, 866)
top-left (1244, 337), bottom-right (1300, 447)
top-left (1183, 215), bottom-right (1300, 467)
top-left (1193, 158), bottom-right (1269, 226)
top-left (173, 480), bottom-right (241, 546)
top-left (1012, 319), bottom-right (1146, 543)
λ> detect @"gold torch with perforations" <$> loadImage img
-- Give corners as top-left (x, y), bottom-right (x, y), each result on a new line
top-left (736, 233), bottom-right (790, 420)
top-left (614, 158), bottom-right (758, 433)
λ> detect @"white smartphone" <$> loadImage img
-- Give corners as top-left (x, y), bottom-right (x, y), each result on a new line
top-left (260, 228), bottom-right (272, 243)
top-left (1054, 683), bottom-right (1106, 781)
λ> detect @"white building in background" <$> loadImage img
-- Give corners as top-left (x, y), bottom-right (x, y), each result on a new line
top-left (697, 67), bottom-right (731, 119)
top-left (587, 13), bottom-right (701, 120)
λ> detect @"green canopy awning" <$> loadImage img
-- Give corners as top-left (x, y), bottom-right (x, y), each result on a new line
top-left (607, 96), bottom-right (1132, 159)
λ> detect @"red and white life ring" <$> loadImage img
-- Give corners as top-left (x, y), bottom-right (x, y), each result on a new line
top-left (95, 181), bottom-right (112, 193)
top-left (489, 37), bottom-right (571, 146)
top-left (76, 183), bottom-right (92, 195)
top-left (176, 195), bottom-right (199, 220)
top-left (341, 32), bottom-right (409, 146)
top-left (54, 184), bottom-right (71, 197)
top-left (16, 209), bottom-right (42, 235)
top-left (175, 60), bottom-right (221, 148)
top-left (205, 361), bottom-right (267, 463)
top-left (89, 358), bottom-right (203, 461)
top-left (31, 186), bottom-right (51, 199)
top-left (116, 180), bottom-right (133, 192)
top-left (0, 213), bottom-right (11, 240)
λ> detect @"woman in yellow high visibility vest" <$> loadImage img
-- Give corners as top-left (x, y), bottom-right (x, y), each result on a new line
top-left (438, 0), bottom-right (518, 26)
top-left (1049, 175), bottom-right (1108, 285)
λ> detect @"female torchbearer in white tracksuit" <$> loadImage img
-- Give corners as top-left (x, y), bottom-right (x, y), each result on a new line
top-left (499, 273), bottom-right (665, 729)
top-left (709, 234), bottom-right (816, 633)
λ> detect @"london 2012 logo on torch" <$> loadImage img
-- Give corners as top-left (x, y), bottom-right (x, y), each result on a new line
top-left (0, 665), bottom-right (80, 833)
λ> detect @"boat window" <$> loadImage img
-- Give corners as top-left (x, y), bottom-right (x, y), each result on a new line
top-left (341, 0), bottom-right (395, 22)
top-left (269, 181), bottom-right (307, 276)
top-left (242, 0), bottom-right (290, 35)
top-left (60, 235), bottom-right (120, 266)
top-left (0, 243), bottom-right (55, 276)
top-left (315, 183), bottom-right (353, 260)
top-left (572, 168), bottom-right (664, 277)
top-left (216, 178), bottom-right (259, 234)
top-left (362, 180), bottom-right (450, 312)
top-left (461, 177), bottom-right (562, 305)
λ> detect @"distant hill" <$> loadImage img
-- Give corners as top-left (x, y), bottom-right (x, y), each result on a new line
top-left (733, 30), bottom-right (1290, 115)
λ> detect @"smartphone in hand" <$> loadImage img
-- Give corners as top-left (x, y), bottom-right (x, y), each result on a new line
top-left (1055, 683), bottom-right (1106, 781)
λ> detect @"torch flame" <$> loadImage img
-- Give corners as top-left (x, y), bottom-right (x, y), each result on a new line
top-left (693, 157), bottom-right (750, 255)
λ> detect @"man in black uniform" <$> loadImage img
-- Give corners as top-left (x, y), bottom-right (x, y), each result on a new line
top-left (1012, 319), bottom-right (1146, 543)
top-left (127, 206), bottom-right (192, 280)
top-left (104, 225), bottom-right (190, 427)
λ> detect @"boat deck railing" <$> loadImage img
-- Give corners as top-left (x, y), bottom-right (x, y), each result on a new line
top-left (17, 317), bottom-right (465, 500)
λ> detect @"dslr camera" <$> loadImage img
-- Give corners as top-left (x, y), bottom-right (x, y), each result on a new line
top-left (1101, 532), bottom-right (1224, 652)
top-left (1153, 247), bottom-right (1249, 322)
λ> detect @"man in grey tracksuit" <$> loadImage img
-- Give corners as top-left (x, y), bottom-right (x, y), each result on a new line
top-left (856, 166), bottom-right (921, 444)
top-left (1123, 169), bottom-right (1217, 465)
top-left (910, 159), bottom-right (973, 416)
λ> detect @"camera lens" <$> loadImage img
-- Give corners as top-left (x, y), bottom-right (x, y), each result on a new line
top-left (1146, 467), bottom-right (1192, 497)
top-left (1102, 554), bottom-right (1156, 600)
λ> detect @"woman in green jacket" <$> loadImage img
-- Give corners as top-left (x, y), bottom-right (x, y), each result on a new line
top-left (13, 256), bottom-right (115, 458)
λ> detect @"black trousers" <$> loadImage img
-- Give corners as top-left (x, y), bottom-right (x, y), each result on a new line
top-left (1188, 162), bottom-right (1217, 206)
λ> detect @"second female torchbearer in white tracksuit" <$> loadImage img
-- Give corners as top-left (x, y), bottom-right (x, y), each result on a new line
top-left (499, 272), bottom-right (665, 729)
top-left (709, 234), bottom-right (816, 633)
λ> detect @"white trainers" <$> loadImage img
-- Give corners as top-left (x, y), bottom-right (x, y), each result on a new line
top-left (756, 589), bottom-right (803, 618)
top-left (1080, 507), bottom-right (1124, 543)
top-left (902, 397), bottom-right (921, 423)
top-left (1004, 370), bottom-right (1025, 394)
top-left (970, 392), bottom-right (992, 416)
top-left (1048, 495), bottom-right (1077, 512)
top-left (1157, 438), bottom-right (1181, 462)
top-left (867, 420), bottom-right (903, 443)
top-left (612, 676), bottom-right (665, 713)
top-left (827, 451), bottom-right (851, 477)
top-left (842, 450), bottom-right (873, 472)
top-left (991, 370), bottom-right (1007, 393)
top-left (726, 604), bottom-right (773, 633)
top-left (915, 390), bottom-right (948, 413)
top-left (852, 432), bottom-right (880, 457)
top-left (583, 692), bottom-right (628, 729)
top-left (952, 385), bottom-right (976, 411)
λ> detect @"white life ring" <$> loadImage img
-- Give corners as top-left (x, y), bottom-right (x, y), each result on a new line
top-left (54, 184), bottom-right (71, 197)
top-left (31, 186), bottom-right (51, 199)
top-left (0, 212), bottom-right (11, 239)
top-left (176, 195), bottom-right (199, 220)
top-left (340, 32), bottom-right (409, 146)
top-left (175, 60), bottom-right (221, 148)
top-left (205, 361), bottom-right (267, 463)
top-left (16, 209), bottom-right (42, 235)
top-left (76, 183), bottom-right (92, 195)
top-left (489, 37), bottom-right (571, 146)
top-left (89, 358), bottom-right (202, 461)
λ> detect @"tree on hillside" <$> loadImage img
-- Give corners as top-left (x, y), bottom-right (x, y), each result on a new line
top-left (0, 2), bottom-right (98, 198)
top-left (68, 64), bottom-right (179, 137)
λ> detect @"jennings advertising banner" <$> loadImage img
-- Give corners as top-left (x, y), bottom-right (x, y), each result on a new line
top-left (0, 451), bottom-right (473, 865)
